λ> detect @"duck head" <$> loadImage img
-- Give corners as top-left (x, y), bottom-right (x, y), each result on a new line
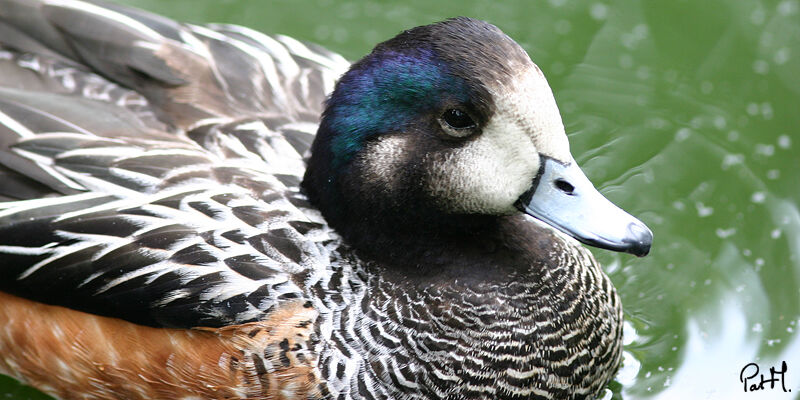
top-left (303, 17), bottom-right (652, 257)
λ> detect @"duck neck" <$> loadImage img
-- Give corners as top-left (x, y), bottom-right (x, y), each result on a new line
top-left (336, 211), bottom-right (509, 272)
top-left (302, 140), bottom-right (511, 269)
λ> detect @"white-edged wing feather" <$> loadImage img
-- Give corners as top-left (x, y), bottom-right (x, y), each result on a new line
top-left (0, 0), bottom-right (349, 328)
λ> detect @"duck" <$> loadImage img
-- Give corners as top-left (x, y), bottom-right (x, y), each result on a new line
top-left (0, 1), bottom-right (653, 399)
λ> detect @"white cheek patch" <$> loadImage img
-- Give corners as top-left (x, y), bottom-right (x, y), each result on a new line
top-left (424, 124), bottom-right (540, 214)
top-left (359, 135), bottom-right (410, 191)
top-left (423, 64), bottom-right (573, 214)
top-left (491, 64), bottom-right (571, 163)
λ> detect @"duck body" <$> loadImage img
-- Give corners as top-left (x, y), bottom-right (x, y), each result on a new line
top-left (0, 1), bottom-right (651, 399)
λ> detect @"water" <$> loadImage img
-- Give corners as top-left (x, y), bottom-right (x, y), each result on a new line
top-left (1, 0), bottom-right (798, 398)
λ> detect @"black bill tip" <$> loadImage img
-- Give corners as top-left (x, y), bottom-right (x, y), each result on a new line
top-left (623, 222), bottom-right (653, 257)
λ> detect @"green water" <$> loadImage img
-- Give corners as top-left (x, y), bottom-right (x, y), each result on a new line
top-left (2, 0), bottom-right (799, 399)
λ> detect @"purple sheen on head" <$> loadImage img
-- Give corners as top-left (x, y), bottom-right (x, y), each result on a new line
top-left (323, 48), bottom-right (470, 168)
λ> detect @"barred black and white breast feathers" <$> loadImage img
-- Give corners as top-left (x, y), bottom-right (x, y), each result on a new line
top-left (0, 0), bottom-right (348, 328)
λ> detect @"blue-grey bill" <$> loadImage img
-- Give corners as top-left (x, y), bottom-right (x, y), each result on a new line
top-left (516, 157), bottom-right (653, 257)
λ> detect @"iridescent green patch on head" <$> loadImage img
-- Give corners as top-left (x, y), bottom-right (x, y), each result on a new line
top-left (324, 48), bottom-right (470, 168)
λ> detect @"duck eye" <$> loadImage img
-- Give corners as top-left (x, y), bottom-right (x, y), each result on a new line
top-left (439, 109), bottom-right (477, 138)
top-left (441, 109), bottom-right (475, 129)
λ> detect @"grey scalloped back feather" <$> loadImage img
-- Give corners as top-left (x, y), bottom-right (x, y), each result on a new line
top-left (0, 0), bottom-right (347, 327)
top-left (0, 1), bottom-right (623, 399)
top-left (0, 0), bottom-right (348, 128)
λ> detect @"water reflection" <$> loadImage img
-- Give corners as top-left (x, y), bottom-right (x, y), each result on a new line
top-left (1, 0), bottom-right (798, 398)
top-left (547, 0), bottom-right (800, 397)
top-left (633, 299), bottom-right (800, 399)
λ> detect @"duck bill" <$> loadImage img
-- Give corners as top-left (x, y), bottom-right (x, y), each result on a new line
top-left (516, 157), bottom-right (653, 257)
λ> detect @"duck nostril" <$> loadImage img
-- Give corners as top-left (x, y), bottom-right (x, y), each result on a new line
top-left (554, 179), bottom-right (575, 195)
